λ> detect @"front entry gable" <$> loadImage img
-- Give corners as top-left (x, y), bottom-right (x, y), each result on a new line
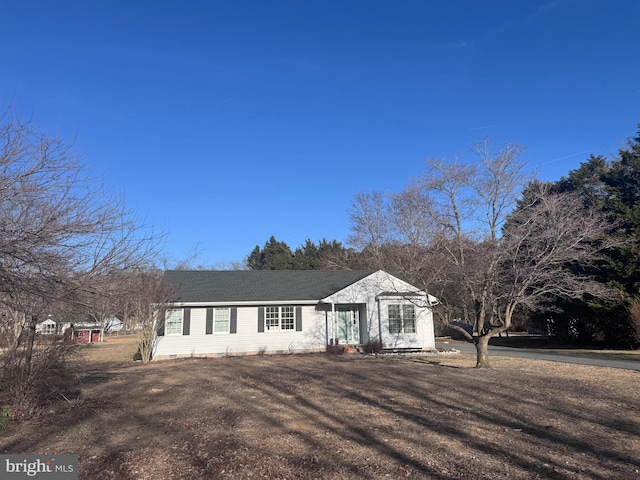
top-left (320, 270), bottom-right (436, 349)
top-left (321, 270), bottom-right (425, 304)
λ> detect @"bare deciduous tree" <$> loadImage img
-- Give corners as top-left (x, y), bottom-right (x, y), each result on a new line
top-left (0, 112), bottom-right (159, 409)
top-left (348, 191), bottom-right (392, 269)
top-left (81, 271), bottom-right (130, 333)
top-left (467, 189), bottom-right (620, 366)
top-left (349, 140), bottom-right (621, 366)
top-left (123, 270), bottom-right (173, 363)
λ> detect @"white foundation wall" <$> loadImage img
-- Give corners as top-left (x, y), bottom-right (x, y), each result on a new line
top-left (153, 305), bottom-right (328, 359)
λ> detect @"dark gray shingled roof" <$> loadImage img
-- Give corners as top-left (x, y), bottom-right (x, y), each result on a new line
top-left (163, 270), bottom-right (377, 303)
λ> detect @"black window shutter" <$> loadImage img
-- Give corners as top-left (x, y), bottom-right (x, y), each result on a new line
top-left (183, 308), bottom-right (191, 335)
top-left (295, 306), bottom-right (302, 331)
top-left (206, 308), bottom-right (213, 334)
top-left (157, 321), bottom-right (165, 336)
top-left (230, 308), bottom-right (237, 334)
top-left (258, 307), bottom-right (264, 333)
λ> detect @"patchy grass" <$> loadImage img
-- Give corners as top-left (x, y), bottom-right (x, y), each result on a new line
top-left (79, 334), bottom-right (141, 366)
top-left (1, 337), bottom-right (639, 479)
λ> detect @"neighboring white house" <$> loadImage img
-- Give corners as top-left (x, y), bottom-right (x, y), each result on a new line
top-left (35, 317), bottom-right (58, 335)
top-left (103, 316), bottom-right (123, 333)
top-left (153, 269), bottom-right (437, 359)
top-left (35, 315), bottom-right (104, 342)
top-left (35, 317), bottom-right (73, 335)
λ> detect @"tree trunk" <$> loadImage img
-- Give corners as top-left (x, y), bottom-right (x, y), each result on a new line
top-left (475, 334), bottom-right (491, 368)
top-left (23, 316), bottom-right (37, 381)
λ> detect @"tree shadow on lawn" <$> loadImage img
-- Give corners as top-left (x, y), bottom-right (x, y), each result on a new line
top-left (274, 356), bottom-right (640, 478)
top-left (1, 354), bottom-right (639, 479)
top-left (409, 357), bottom-right (464, 368)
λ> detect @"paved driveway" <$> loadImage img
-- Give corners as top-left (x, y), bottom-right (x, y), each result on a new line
top-left (436, 341), bottom-right (640, 371)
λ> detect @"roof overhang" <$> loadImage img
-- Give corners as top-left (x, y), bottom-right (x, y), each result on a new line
top-left (376, 291), bottom-right (439, 306)
top-left (375, 291), bottom-right (425, 298)
top-left (166, 299), bottom-right (321, 308)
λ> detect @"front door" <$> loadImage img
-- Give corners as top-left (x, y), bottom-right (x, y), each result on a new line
top-left (336, 307), bottom-right (360, 345)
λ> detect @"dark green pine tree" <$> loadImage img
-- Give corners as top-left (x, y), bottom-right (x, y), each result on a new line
top-left (293, 239), bottom-right (320, 269)
top-left (522, 125), bottom-right (640, 347)
top-left (248, 237), bottom-right (357, 270)
top-left (246, 245), bottom-right (264, 270)
top-left (246, 236), bottom-right (294, 270)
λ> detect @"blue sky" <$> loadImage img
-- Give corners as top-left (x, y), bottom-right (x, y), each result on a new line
top-left (1, 1), bottom-right (639, 267)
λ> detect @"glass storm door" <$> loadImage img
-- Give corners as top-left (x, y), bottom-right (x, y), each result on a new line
top-left (336, 307), bottom-right (360, 345)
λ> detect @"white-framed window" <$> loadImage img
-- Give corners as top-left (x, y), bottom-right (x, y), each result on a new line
top-left (265, 306), bottom-right (295, 331)
top-left (165, 309), bottom-right (184, 335)
top-left (42, 323), bottom-right (56, 335)
top-left (388, 304), bottom-right (416, 334)
top-left (214, 307), bottom-right (230, 333)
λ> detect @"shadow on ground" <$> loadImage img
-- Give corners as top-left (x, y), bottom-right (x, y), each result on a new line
top-left (1, 352), bottom-right (639, 479)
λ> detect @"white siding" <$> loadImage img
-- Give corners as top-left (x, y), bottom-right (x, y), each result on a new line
top-left (377, 298), bottom-right (435, 349)
top-left (154, 305), bottom-right (327, 359)
top-left (36, 319), bottom-right (57, 334)
top-left (153, 270), bottom-right (436, 359)
top-left (190, 308), bottom-right (207, 335)
top-left (323, 270), bottom-right (436, 351)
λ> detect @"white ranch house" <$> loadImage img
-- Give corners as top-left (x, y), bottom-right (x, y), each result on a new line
top-left (153, 269), bottom-right (437, 359)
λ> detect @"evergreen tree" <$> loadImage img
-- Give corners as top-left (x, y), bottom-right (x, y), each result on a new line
top-left (520, 125), bottom-right (640, 347)
top-left (246, 236), bottom-right (294, 270)
top-left (246, 245), bottom-right (263, 270)
top-left (293, 239), bottom-right (320, 269)
top-left (247, 237), bottom-right (356, 270)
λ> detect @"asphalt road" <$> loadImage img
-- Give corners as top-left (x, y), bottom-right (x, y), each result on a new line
top-left (435, 341), bottom-right (640, 371)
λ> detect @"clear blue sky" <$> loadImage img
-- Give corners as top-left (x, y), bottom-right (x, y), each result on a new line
top-left (1, 1), bottom-right (639, 267)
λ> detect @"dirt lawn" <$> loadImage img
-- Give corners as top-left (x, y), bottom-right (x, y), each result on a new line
top-left (1, 336), bottom-right (639, 479)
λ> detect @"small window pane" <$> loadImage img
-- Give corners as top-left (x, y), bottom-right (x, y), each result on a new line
top-left (166, 309), bottom-right (183, 335)
top-left (265, 306), bottom-right (280, 331)
top-left (403, 305), bottom-right (416, 333)
top-left (281, 306), bottom-right (294, 330)
top-left (214, 308), bottom-right (230, 333)
top-left (388, 304), bottom-right (402, 334)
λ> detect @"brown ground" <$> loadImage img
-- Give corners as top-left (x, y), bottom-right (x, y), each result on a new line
top-left (1, 336), bottom-right (639, 479)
